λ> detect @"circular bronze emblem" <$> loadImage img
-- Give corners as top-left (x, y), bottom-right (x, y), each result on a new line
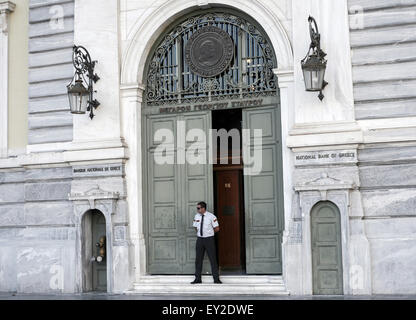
top-left (185, 26), bottom-right (234, 78)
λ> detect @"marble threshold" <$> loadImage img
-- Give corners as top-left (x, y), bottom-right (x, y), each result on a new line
top-left (127, 275), bottom-right (289, 296)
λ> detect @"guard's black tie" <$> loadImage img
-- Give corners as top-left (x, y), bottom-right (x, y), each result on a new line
top-left (200, 214), bottom-right (204, 237)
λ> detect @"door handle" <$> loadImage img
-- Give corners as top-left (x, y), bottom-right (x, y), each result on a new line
top-left (91, 256), bottom-right (103, 263)
top-left (92, 236), bottom-right (106, 263)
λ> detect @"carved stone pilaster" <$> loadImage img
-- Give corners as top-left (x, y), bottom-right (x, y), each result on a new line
top-left (0, 2), bottom-right (14, 159)
top-left (0, 13), bottom-right (6, 34)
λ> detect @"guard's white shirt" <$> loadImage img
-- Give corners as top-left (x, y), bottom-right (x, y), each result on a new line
top-left (193, 211), bottom-right (219, 238)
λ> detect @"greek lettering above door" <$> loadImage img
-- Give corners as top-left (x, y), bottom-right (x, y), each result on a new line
top-left (155, 98), bottom-right (267, 115)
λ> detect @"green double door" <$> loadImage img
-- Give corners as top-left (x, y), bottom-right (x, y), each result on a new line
top-left (242, 106), bottom-right (284, 274)
top-left (144, 105), bottom-right (283, 274)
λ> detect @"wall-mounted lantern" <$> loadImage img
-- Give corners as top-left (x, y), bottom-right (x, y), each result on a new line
top-left (67, 45), bottom-right (100, 119)
top-left (301, 16), bottom-right (328, 101)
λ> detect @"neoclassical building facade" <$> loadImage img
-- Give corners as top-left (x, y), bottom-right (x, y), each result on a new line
top-left (0, 0), bottom-right (415, 295)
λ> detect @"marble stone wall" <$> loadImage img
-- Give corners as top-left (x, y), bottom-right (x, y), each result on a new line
top-left (286, 140), bottom-right (416, 295)
top-left (348, 0), bottom-right (416, 119)
top-left (0, 166), bottom-right (75, 293)
top-left (347, 0), bottom-right (416, 294)
top-left (358, 145), bottom-right (416, 294)
top-left (0, 163), bottom-right (131, 293)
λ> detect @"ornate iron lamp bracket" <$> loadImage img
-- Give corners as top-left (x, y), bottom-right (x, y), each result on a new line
top-left (301, 16), bottom-right (328, 101)
top-left (70, 45), bottom-right (100, 119)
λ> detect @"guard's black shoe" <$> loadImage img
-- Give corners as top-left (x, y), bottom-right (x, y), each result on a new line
top-left (214, 279), bottom-right (222, 284)
top-left (191, 279), bottom-right (202, 284)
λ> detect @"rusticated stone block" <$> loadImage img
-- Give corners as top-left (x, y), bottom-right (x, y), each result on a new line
top-left (25, 182), bottom-right (71, 202)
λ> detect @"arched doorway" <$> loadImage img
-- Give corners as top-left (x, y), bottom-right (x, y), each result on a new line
top-left (142, 8), bottom-right (284, 275)
top-left (81, 209), bottom-right (107, 292)
top-left (310, 201), bottom-right (343, 295)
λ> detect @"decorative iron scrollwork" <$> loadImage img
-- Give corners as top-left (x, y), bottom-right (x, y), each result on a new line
top-left (145, 11), bottom-right (277, 106)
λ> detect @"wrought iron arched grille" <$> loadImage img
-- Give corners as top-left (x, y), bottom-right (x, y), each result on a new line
top-left (145, 10), bottom-right (277, 106)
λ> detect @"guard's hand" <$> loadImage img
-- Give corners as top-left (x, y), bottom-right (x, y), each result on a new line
top-left (214, 227), bottom-right (220, 233)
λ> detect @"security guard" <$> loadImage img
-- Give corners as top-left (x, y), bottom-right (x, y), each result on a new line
top-left (191, 201), bottom-right (222, 284)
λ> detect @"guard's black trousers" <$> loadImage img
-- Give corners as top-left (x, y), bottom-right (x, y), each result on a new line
top-left (195, 236), bottom-right (219, 280)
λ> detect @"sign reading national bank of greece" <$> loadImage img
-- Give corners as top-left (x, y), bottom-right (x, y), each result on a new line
top-left (294, 150), bottom-right (357, 167)
top-left (72, 163), bottom-right (124, 177)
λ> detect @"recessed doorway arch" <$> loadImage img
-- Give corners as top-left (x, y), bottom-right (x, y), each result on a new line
top-left (141, 7), bottom-right (285, 275)
top-left (121, 1), bottom-right (293, 85)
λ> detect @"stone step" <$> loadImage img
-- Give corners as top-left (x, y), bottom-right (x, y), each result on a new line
top-left (137, 275), bottom-right (284, 284)
top-left (128, 276), bottom-right (289, 296)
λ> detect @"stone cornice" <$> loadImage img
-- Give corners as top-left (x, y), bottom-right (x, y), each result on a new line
top-left (287, 121), bottom-right (364, 150)
top-left (287, 118), bottom-right (416, 150)
top-left (0, 1), bottom-right (15, 34)
top-left (294, 173), bottom-right (357, 192)
top-left (0, 146), bottom-right (129, 169)
top-left (0, 1), bottom-right (15, 13)
top-left (69, 185), bottom-right (121, 202)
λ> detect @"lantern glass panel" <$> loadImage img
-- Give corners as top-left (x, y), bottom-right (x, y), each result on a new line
top-left (67, 80), bottom-right (89, 114)
top-left (302, 67), bottom-right (326, 91)
top-left (302, 69), bottom-right (312, 91)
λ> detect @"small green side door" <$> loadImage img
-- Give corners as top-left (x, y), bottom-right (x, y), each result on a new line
top-left (92, 211), bottom-right (107, 291)
top-left (311, 202), bottom-right (343, 295)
